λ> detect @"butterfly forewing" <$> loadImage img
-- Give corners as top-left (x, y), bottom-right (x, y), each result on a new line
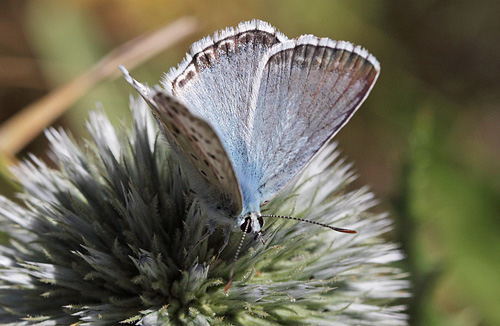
top-left (250, 36), bottom-right (380, 202)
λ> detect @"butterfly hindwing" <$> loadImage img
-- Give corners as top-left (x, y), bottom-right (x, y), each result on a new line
top-left (249, 36), bottom-right (380, 202)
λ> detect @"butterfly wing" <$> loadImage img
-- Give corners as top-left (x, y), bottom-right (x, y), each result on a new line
top-left (249, 36), bottom-right (380, 203)
top-left (161, 21), bottom-right (287, 192)
top-left (122, 21), bottom-right (380, 218)
top-left (121, 67), bottom-right (243, 218)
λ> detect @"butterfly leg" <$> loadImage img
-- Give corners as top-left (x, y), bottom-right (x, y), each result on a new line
top-left (186, 219), bottom-right (216, 260)
top-left (216, 224), bottom-right (232, 259)
top-left (254, 231), bottom-right (266, 245)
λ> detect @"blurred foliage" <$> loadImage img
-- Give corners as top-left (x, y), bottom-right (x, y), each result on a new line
top-left (0, 0), bottom-right (499, 325)
top-left (24, 0), bottom-right (130, 135)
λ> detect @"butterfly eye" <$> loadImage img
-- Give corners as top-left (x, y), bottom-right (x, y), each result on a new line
top-left (257, 215), bottom-right (264, 229)
top-left (240, 216), bottom-right (253, 233)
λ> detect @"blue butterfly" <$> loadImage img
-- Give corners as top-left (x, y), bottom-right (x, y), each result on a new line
top-left (121, 19), bottom-right (379, 237)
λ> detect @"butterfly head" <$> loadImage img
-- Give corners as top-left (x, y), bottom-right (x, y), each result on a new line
top-left (239, 212), bottom-right (264, 234)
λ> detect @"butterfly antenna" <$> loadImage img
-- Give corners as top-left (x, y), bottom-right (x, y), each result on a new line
top-left (224, 222), bottom-right (249, 293)
top-left (261, 214), bottom-right (357, 234)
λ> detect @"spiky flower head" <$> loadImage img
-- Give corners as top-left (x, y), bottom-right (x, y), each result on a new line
top-left (0, 98), bottom-right (408, 325)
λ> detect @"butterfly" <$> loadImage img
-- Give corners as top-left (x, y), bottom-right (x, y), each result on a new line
top-left (120, 19), bottom-right (379, 238)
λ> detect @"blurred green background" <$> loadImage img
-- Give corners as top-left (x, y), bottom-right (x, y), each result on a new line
top-left (1, 1), bottom-right (499, 325)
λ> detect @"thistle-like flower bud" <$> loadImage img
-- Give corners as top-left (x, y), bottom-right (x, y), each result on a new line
top-left (0, 99), bottom-right (408, 325)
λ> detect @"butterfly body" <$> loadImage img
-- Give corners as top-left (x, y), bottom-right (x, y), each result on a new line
top-left (121, 20), bottom-right (379, 235)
